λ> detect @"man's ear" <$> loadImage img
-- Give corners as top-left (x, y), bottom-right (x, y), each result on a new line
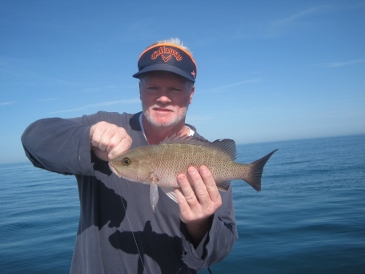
top-left (189, 85), bottom-right (195, 104)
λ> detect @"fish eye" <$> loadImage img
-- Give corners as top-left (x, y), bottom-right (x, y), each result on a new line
top-left (122, 157), bottom-right (131, 166)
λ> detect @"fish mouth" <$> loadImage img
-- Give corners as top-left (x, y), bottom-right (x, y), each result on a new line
top-left (109, 163), bottom-right (122, 178)
top-left (108, 162), bottom-right (153, 183)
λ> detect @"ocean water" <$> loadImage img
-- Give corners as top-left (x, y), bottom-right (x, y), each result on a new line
top-left (0, 135), bottom-right (364, 273)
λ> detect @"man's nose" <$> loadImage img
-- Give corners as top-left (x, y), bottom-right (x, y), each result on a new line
top-left (156, 90), bottom-right (172, 103)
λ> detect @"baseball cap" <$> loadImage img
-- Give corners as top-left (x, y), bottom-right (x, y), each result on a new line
top-left (133, 43), bottom-right (197, 83)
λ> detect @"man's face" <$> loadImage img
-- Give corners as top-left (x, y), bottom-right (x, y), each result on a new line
top-left (139, 71), bottom-right (194, 128)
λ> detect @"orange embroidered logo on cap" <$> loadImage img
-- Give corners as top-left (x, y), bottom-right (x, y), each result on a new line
top-left (133, 42), bottom-right (197, 82)
top-left (150, 46), bottom-right (183, 63)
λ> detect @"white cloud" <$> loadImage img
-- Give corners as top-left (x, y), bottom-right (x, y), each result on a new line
top-left (36, 98), bottom-right (59, 102)
top-left (49, 98), bottom-right (140, 114)
top-left (266, 6), bottom-right (326, 38)
top-left (0, 101), bottom-right (14, 106)
top-left (199, 79), bottom-right (261, 94)
top-left (271, 7), bottom-right (321, 28)
top-left (323, 59), bottom-right (365, 68)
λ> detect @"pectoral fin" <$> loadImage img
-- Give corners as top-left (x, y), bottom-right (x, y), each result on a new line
top-left (217, 181), bottom-right (231, 192)
top-left (160, 187), bottom-right (178, 203)
top-left (150, 183), bottom-right (159, 212)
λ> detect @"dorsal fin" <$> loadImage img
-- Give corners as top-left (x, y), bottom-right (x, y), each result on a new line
top-left (160, 134), bottom-right (236, 160)
top-left (161, 134), bottom-right (209, 146)
top-left (211, 139), bottom-right (236, 160)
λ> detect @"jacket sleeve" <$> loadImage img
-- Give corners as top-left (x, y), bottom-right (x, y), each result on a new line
top-left (21, 111), bottom-right (132, 175)
top-left (21, 116), bottom-right (95, 176)
top-left (180, 186), bottom-right (238, 269)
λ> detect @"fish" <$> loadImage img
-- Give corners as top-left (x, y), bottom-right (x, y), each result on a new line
top-left (109, 135), bottom-right (277, 211)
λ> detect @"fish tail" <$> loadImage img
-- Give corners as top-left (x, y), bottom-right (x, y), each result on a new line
top-left (244, 149), bottom-right (278, 191)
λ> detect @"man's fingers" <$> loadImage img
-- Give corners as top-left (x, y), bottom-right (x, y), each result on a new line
top-left (177, 172), bottom-right (198, 205)
top-left (108, 134), bottom-right (132, 160)
top-left (90, 122), bottom-right (113, 150)
top-left (89, 121), bottom-right (132, 161)
top-left (199, 165), bottom-right (221, 203)
top-left (90, 122), bottom-right (105, 148)
top-left (186, 166), bottom-right (208, 202)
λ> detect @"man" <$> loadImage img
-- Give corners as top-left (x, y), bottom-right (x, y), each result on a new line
top-left (22, 38), bottom-right (238, 273)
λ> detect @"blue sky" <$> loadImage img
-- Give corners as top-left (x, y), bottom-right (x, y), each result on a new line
top-left (1, 0), bottom-right (364, 163)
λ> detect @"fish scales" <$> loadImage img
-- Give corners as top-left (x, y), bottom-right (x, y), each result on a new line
top-left (150, 143), bottom-right (238, 186)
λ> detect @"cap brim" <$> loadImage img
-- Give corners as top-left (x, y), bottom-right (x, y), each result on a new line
top-left (133, 64), bottom-right (195, 83)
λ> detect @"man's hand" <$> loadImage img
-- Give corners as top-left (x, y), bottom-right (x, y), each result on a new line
top-left (175, 165), bottom-right (222, 245)
top-left (89, 121), bottom-right (132, 161)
